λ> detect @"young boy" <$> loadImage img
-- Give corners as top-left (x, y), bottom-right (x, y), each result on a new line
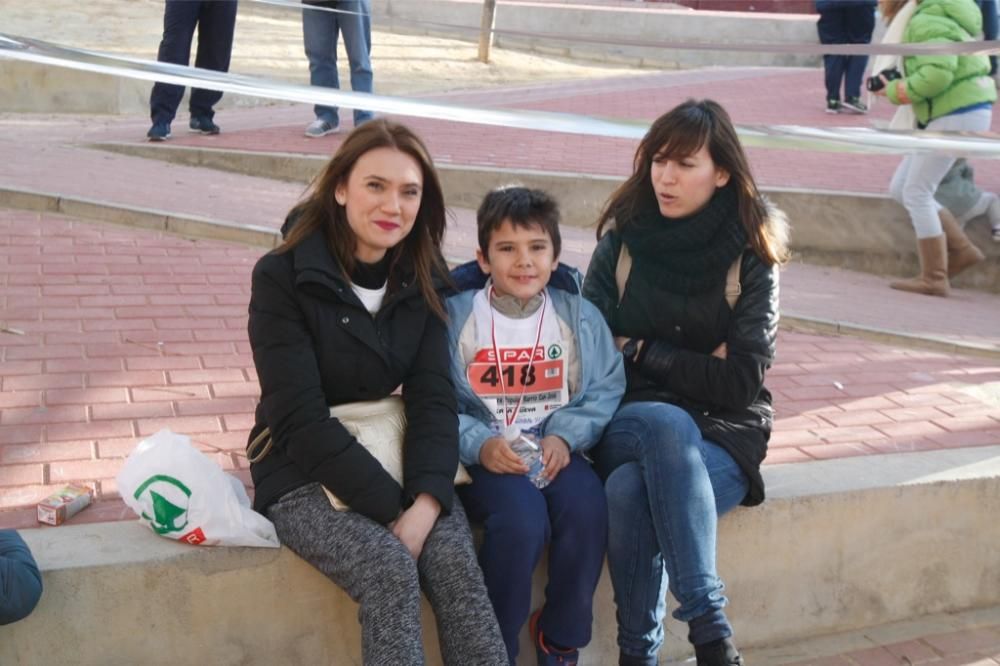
top-left (446, 186), bottom-right (625, 665)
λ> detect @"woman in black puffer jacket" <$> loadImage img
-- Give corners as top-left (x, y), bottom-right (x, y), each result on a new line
top-left (582, 100), bottom-right (788, 666)
top-left (247, 120), bottom-right (505, 665)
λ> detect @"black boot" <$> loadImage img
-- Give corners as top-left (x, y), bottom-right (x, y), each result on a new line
top-left (694, 637), bottom-right (744, 665)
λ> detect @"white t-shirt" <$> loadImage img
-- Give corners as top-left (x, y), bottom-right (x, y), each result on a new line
top-left (352, 283), bottom-right (386, 315)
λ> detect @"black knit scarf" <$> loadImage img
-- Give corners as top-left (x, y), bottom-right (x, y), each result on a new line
top-left (620, 185), bottom-right (748, 295)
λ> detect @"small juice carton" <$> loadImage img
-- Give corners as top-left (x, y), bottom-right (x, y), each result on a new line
top-left (37, 484), bottom-right (93, 526)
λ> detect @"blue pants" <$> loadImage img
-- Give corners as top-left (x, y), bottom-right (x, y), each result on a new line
top-left (458, 454), bottom-right (608, 663)
top-left (0, 530), bottom-right (42, 625)
top-left (149, 0), bottom-right (238, 125)
top-left (975, 0), bottom-right (998, 75)
top-left (817, 2), bottom-right (875, 101)
top-left (592, 402), bottom-right (749, 659)
top-left (302, 0), bottom-right (374, 126)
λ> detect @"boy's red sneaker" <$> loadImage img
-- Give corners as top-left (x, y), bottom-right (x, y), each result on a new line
top-left (530, 609), bottom-right (579, 665)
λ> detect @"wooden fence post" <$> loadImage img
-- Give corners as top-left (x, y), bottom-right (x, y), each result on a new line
top-left (478, 0), bottom-right (497, 63)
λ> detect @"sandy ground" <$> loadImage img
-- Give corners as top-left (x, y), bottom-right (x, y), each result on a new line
top-left (1, 0), bottom-right (645, 97)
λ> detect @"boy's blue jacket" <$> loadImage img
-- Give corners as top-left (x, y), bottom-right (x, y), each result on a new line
top-left (446, 261), bottom-right (626, 466)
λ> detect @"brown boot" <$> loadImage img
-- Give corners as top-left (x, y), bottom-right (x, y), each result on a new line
top-left (939, 208), bottom-right (985, 277)
top-left (890, 235), bottom-right (950, 296)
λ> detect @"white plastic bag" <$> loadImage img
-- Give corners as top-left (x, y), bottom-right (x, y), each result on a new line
top-left (116, 429), bottom-right (279, 548)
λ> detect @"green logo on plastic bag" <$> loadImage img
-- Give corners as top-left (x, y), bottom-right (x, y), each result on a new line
top-left (134, 474), bottom-right (192, 535)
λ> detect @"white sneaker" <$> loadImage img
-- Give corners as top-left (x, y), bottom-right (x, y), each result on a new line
top-left (305, 119), bottom-right (339, 138)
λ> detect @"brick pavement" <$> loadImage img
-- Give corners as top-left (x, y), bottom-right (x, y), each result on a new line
top-left (2, 209), bottom-right (999, 532)
top-left (152, 68), bottom-right (1000, 196)
top-left (2, 66), bottom-right (1000, 533)
top-left (760, 627), bottom-right (1000, 665)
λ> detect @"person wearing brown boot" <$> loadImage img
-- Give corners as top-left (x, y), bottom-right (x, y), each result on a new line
top-left (874, 0), bottom-right (996, 296)
top-left (889, 234), bottom-right (950, 296)
top-left (939, 207), bottom-right (985, 277)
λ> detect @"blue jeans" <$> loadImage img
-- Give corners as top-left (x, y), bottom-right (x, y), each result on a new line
top-left (458, 454), bottom-right (608, 663)
top-left (592, 402), bottom-right (750, 659)
top-left (975, 0), bottom-right (998, 75)
top-left (302, 0), bottom-right (374, 126)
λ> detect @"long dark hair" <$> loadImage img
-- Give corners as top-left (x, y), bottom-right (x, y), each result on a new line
top-left (596, 99), bottom-right (788, 266)
top-left (279, 119), bottom-right (450, 319)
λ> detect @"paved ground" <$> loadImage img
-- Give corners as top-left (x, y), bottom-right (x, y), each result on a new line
top-left (744, 607), bottom-right (1000, 665)
top-left (2, 19), bottom-right (1000, 664)
top-left (2, 65), bottom-right (1000, 535)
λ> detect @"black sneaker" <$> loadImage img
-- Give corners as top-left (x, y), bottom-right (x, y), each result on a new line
top-left (841, 96), bottom-right (869, 114)
top-left (695, 637), bottom-right (744, 666)
top-left (825, 98), bottom-right (841, 114)
top-left (146, 122), bottom-right (171, 142)
top-left (189, 116), bottom-right (221, 135)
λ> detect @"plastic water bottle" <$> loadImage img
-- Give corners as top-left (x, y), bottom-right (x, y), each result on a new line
top-left (506, 428), bottom-right (550, 490)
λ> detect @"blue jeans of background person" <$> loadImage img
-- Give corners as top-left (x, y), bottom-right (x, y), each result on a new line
top-left (458, 454), bottom-right (608, 663)
top-left (817, 2), bottom-right (876, 100)
top-left (302, 0), bottom-right (374, 127)
top-left (149, 0), bottom-right (238, 125)
top-left (592, 402), bottom-right (750, 659)
top-left (975, 0), bottom-right (998, 75)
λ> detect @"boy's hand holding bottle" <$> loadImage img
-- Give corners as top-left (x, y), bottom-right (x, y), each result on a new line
top-left (480, 436), bottom-right (530, 475)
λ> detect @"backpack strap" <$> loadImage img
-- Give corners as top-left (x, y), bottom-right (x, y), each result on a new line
top-left (725, 252), bottom-right (743, 309)
top-left (615, 241), bottom-right (632, 304)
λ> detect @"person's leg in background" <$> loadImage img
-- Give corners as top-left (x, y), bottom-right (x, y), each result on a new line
top-left (303, 1), bottom-right (342, 136)
top-left (841, 2), bottom-right (876, 113)
top-left (817, 3), bottom-right (849, 113)
top-left (337, 0), bottom-right (374, 126)
top-left (187, 0), bottom-right (238, 134)
top-left (975, 0), bottom-right (998, 75)
top-left (148, 0), bottom-right (201, 140)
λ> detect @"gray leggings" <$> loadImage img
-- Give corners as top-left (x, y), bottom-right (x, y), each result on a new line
top-left (267, 483), bottom-right (507, 666)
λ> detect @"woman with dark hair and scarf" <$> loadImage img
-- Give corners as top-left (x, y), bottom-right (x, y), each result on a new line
top-left (582, 99), bottom-right (788, 666)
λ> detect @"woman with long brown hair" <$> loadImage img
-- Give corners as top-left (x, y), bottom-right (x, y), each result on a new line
top-left (247, 119), bottom-right (506, 664)
top-left (583, 99), bottom-right (787, 666)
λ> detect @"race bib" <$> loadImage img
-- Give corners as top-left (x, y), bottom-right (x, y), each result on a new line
top-left (467, 343), bottom-right (567, 429)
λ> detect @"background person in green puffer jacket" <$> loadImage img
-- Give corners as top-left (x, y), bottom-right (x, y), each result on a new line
top-left (875, 0), bottom-right (996, 296)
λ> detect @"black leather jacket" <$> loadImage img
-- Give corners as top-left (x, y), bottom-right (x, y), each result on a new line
top-left (582, 230), bottom-right (780, 506)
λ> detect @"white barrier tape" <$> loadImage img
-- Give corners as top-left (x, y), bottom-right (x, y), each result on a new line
top-left (2, 33), bottom-right (999, 159)
top-left (251, 0), bottom-right (1000, 57)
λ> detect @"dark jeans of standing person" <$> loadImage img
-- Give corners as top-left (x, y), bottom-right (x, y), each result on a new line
top-left (817, 1), bottom-right (876, 112)
top-left (149, 0), bottom-right (238, 136)
top-left (975, 0), bottom-right (998, 75)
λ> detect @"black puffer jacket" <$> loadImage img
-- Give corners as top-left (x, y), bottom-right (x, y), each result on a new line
top-left (247, 228), bottom-right (459, 524)
top-left (582, 227), bottom-right (781, 506)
